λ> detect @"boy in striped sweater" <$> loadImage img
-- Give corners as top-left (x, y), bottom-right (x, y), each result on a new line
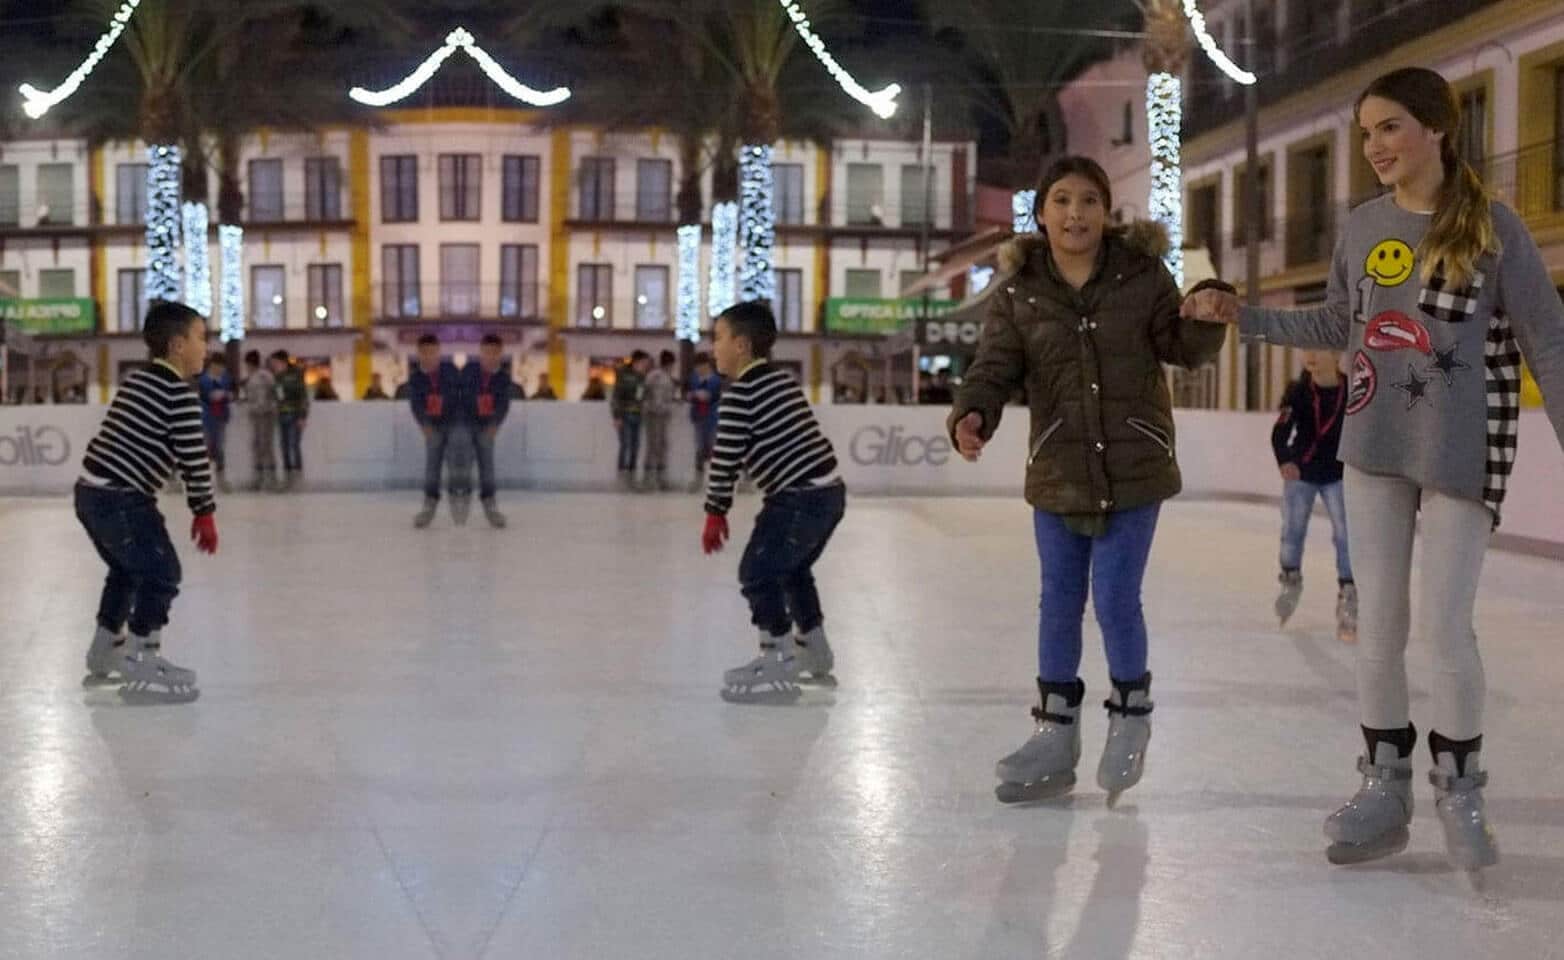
top-left (702, 301), bottom-right (846, 702)
top-left (75, 301), bottom-right (218, 701)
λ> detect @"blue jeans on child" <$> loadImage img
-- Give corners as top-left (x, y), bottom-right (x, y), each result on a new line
top-left (1034, 503), bottom-right (1161, 684)
top-left (617, 415), bottom-right (642, 473)
top-left (738, 482), bottom-right (847, 637)
top-left (278, 415), bottom-right (304, 473)
top-left (74, 483), bottom-right (182, 637)
top-left (1280, 479), bottom-right (1352, 582)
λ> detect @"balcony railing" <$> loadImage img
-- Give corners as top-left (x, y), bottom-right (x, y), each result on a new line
top-left (374, 282), bottom-right (549, 322)
top-left (1483, 140), bottom-right (1564, 222)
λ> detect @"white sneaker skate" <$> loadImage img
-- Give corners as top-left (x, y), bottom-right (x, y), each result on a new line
top-left (118, 634), bottom-right (199, 703)
top-left (996, 679), bottom-right (1084, 804)
top-left (413, 497), bottom-right (437, 529)
top-left (85, 625), bottom-right (127, 682)
top-left (1326, 731), bottom-right (1414, 865)
top-left (720, 634), bottom-right (801, 704)
top-left (1429, 733), bottom-right (1498, 882)
top-left (1275, 569), bottom-right (1303, 626)
top-left (1097, 674), bottom-right (1152, 808)
top-left (794, 626), bottom-right (835, 685)
top-left (481, 498), bottom-right (507, 529)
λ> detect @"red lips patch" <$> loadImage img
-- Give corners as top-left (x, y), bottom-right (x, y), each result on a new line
top-left (1347, 351), bottom-right (1377, 415)
top-left (1365, 311), bottom-right (1433, 355)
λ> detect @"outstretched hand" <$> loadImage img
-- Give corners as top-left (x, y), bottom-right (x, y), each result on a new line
top-left (1181, 287), bottom-right (1241, 325)
top-left (954, 411), bottom-right (986, 462)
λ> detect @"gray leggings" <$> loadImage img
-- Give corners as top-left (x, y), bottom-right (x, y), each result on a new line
top-left (1345, 466), bottom-right (1491, 740)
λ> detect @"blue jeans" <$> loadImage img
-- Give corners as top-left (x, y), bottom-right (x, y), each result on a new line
top-left (738, 483), bottom-right (847, 637)
top-left (423, 425), bottom-right (453, 500)
top-left (1034, 504), bottom-right (1161, 684)
top-left (75, 483), bottom-right (182, 637)
top-left (617, 415), bottom-right (642, 473)
top-left (203, 418), bottom-right (228, 473)
top-left (278, 415), bottom-right (304, 473)
top-left (449, 424), bottom-right (498, 500)
top-left (1280, 479), bottom-right (1353, 582)
top-left (694, 418), bottom-right (718, 470)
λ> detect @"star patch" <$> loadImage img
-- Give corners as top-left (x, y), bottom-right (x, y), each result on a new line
top-left (1392, 364), bottom-right (1430, 409)
top-left (1427, 344), bottom-right (1471, 386)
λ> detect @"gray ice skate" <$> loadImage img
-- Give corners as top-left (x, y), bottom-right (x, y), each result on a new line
top-left (1336, 583), bottom-right (1358, 644)
top-left (450, 493), bottom-right (472, 526)
top-left (1275, 569), bottom-right (1303, 626)
top-left (481, 498), bottom-right (507, 529)
top-left (1428, 732), bottom-right (1498, 879)
top-left (85, 625), bottom-right (127, 682)
top-left (720, 634), bottom-right (801, 704)
top-left (1097, 673), bottom-right (1152, 808)
top-left (996, 678), bottom-right (1084, 804)
top-left (794, 625), bottom-right (835, 685)
top-left (413, 497), bottom-right (438, 529)
top-left (118, 634), bottom-right (199, 703)
top-left (1325, 726), bottom-right (1415, 865)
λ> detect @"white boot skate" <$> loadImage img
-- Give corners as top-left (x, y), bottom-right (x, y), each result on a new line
top-left (1428, 732), bottom-right (1498, 882)
top-left (794, 625), bottom-right (835, 685)
top-left (1275, 569), bottom-right (1303, 626)
top-left (85, 625), bottom-right (127, 681)
top-left (996, 679), bottom-right (1084, 804)
top-left (481, 498), bottom-right (507, 529)
top-left (118, 633), bottom-right (199, 703)
top-left (1325, 725), bottom-right (1415, 864)
top-left (720, 633), bottom-right (801, 704)
top-left (1336, 582), bottom-right (1358, 644)
top-left (1097, 673), bottom-right (1152, 808)
top-left (413, 497), bottom-right (438, 529)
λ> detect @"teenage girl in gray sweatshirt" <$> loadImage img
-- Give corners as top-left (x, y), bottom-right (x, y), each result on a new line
top-left (1186, 67), bottom-right (1564, 876)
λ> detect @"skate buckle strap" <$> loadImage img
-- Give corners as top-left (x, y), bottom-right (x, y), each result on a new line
top-left (1356, 755), bottom-right (1413, 781)
top-left (1429, 767), bottom-right (1488, 792)
top-left (1102, 698), bottom-right (1153, 718)
top-left (1030, 706), bottom-right (1076, 726)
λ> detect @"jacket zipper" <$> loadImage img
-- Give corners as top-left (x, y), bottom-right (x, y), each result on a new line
top-left (1028, 418), bottom-right (1064, 465)
top-left (1126, 417), bottom-right (1173, 457)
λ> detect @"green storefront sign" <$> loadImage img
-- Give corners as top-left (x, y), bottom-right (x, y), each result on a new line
top-left (824, 297), bottom-right (959, 335)
top-left (0, 299), bottom-right (97, 335)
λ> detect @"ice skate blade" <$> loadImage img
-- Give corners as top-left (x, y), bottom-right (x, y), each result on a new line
top-left (118, 682), bottom-right (200, 705)
top-left (797, 672), bottom-right (838, 688)
top-left (995, 773), bottom-right (1076, 805)
top-left (81, 673), bottom-right (121, 688)
top-left (719, 684), bottom-right (802, 705)
top-left (1326, 826), bottom-right (1410, 865)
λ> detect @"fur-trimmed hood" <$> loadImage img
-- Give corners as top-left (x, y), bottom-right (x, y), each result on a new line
top-left (996, 219), bottom-right (1171, 276)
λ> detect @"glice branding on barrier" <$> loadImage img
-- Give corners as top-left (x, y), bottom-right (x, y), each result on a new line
top-left (848, 425), bottom-right (952, 467)
top-left (0, 426), bottom-right (72, 467)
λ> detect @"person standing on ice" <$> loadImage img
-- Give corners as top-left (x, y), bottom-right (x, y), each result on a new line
top-left (409, 334), bottom-right (464, 528)
top-left (1271, 350), bottom-right (1357, 642)
top-left (949, 156), bottom-right (1230, 806)
top-left (1186, 67), bottom-right (1564, 877)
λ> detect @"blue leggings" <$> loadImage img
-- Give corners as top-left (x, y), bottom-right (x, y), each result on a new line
top-left (1034, 504), bottom-right (1161, 684)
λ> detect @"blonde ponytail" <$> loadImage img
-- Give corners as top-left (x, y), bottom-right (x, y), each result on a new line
top-left (1419, 140), bottom-right (1499, 289)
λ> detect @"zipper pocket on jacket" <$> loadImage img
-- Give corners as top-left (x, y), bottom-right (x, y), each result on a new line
top-left (1028, 418), bottom-right (1065, 465)
top-left (1126, 417), bottom-right (1173, 457)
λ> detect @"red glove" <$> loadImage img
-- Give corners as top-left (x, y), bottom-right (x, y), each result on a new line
top-left (702, 514), bottom-right (729, 555)
top-left (191, 514), bottom-right (219, 555)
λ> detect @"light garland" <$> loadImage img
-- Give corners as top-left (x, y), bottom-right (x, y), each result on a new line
top-left (145, 145), bottom-right (182, 303)
top-left (18, 0), bottom-right (142, 119)
top-left (182, 202), bottom-right (213, 318)
top-left (777, 0), bottom-right (900, 119)
top-left (1012, 190), bottom-right (1036, 234)
top-left (219, 225), bottom-right (245, 342)
top-left (1147, 73), bottom-right (1184, 289)
top-left (708, 201), bottom-right (738, 317)
top-left (738, 144), bottom-right (776, 305)
top-left (676, 224), bottom-right (702, 342)
top-left (1183, 0), bottom-right (1256, 85)
top-left (348, 28), bottom-right (570, 107)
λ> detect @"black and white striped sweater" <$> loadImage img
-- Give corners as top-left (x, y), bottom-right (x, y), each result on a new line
top-left (81, 361), bottom-right (216, 515)
top-left (704, 361), bottom-right (838, 516)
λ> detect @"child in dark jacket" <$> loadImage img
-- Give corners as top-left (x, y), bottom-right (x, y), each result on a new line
top-left (409, 334), bottom-right (465, 528)
top-left (1272, 350), bottom-right (1355, 642)
top-left (456, 333), bottom-right (513, 528)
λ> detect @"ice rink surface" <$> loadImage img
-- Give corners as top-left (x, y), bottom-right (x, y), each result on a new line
top-left (2, 491), bottom-right (1563, 959)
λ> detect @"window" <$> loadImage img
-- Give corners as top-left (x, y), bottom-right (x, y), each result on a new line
top-left (0, 165), bottom-right (17, 225)
top-left (577, 264), bottom-right (613, 326)
top-left (1232, 160), bottom-right (1274, 245)
top-left (37, 163), bottom-right (74, 225)
top-left (305, 157), bottom-right (342, 222)
top-left (846, 164), bottom-right (884, 225)
top-left (248, 159), bottom-right (284, 222)
top-left (38, 268), bottom-right (75, 298)
top-left (383, 245), bottom-right (421, 318)
top-left (440, 244), bottom-right (480, 316)
top-left (307, 264), bottom-right (344, 328)
top-left (0, 269), bottom-right (19, 298)
top-left (500, 244), bottom-right (539, 318)
top-left (115, 163), bottom-right (148, 225)
top-left (776, 268), bottom-right (803, 331)
top-left (633, 265), bottom-right (669, 329)
top-left (1116, 102), bottom-right (1135, 146)
top-left (636, 159), bottom-right (672, 222)
top-left (900, 164), bottom-right (931, 227)
top-left (250, 266), bottom-right (286, 329)
top-left (1456, 85), bottom-right (1487, 175)
top-left (579, 158), bottom-right (615, 221)
top-left (502, 155), bottom-right (540, 222)
top-left (775, 164), bottom-right (805, 225)
top-left (845, 269), bottom-right (881, 298)
top-left (439, 154), bottom-right (481, 221)
top-left (117, 269), bottom-right (147, 332)
top-left (900, 270), bottom-right (928, 298)
top-left (381, 155), bottom-right (419, 223)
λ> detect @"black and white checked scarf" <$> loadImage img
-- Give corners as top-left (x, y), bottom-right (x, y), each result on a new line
top-left (1482, 307), bottom-right (1522, 526)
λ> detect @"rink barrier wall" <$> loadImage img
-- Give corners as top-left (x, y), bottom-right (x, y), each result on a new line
top-left (1, 404), bottom-right (1561, 552)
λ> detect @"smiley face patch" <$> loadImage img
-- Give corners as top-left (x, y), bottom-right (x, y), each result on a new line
top-left (1364, 240), bottom-right (1415, 287)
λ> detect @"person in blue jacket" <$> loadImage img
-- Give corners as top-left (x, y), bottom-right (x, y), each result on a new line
top-left (409, 334), bottom-right (463, 528)
top-left (456, 333), bottom-right (512, 529)
top-left (197, 353), bottom-right (235, 493)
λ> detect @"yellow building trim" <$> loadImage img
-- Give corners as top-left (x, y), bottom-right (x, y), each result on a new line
top-left (548, 127), bottom-right (573, 389)
top-left (349, 128), bottom-right (373, 397)
top-left (376, 106), bottom-right (543, 127)
top-left (811, 146), bottom-right (833, 401)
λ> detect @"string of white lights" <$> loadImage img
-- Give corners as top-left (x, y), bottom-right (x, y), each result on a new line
top-left (18, 0), bottom-right (143, 119)
top-left (349, 28), bottom-right (570, 107)
top-left (1147, 73), bottom-right (1185, 289)
top-left (1183, 0), bottom-right (1256, 85)
top-left (777, 0), bottom-right (900, 119)
top-left (219, 225), bottom-right (245, 343)
top-left (1012, 190), bottom-right (1037, 235)
top-left (708, 202), bottom-right (738, 317)
top-left (677, 225), bottom-right (703, 342)
top-left (738, 145), bottom-right (777, 305)
top-left (145, 145), bottom-right (182, 303)
top-left (182, 202), bottom-right (213, 318)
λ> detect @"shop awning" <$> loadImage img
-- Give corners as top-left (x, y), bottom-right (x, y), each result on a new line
top-left (898, 226), bottom-right (1011, 299)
